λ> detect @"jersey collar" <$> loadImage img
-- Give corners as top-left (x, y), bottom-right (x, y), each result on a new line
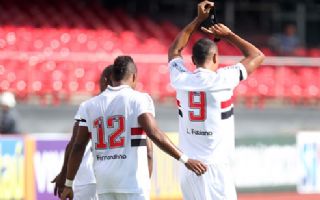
top-left (194, 67), bottom-right (216, 74)
top-left (107, 85), bottom-right (131, 91)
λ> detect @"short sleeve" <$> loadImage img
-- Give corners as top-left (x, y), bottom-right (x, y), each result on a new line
top-left (74, 107), bottom-right (81, 121)
top-left (168, 57), bottom-right (189, 85)
top-left (135, 93), bottom-right (155, 117)
top-left (77, 103), bottom-right (88, 127)
top-left (217, 63), bottom-right (248, 89)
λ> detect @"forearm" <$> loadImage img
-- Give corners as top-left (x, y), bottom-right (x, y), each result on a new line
top-left (139, 114), bottom-right (183, 161)
top-left (226, 33), bottom-right (262, 57)
top-left (65, 143), bottom-right (86, 180)
top-left (168, 17), bottom-right (203, 60)
top-left (148, 129), bottom-right (182, 160)
top-left (225, 32), bottom-right (264, 73)
top-left (60, 122), bottom-right (79, 176)
top-left (59, 142), bottom-right (72, 176)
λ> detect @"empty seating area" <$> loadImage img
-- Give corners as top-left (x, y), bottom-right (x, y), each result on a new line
top-left (0, 0), bottom-right (319, 105)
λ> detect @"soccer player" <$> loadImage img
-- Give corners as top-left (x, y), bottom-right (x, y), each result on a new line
top-left (60, 56), bottom-right (207, 200)
top-left (52, 65), bottom-right (113, 200)
top-left (53, 65), bottom-right (154, 199)
top-left (168, 1), bottom-right (265, 200)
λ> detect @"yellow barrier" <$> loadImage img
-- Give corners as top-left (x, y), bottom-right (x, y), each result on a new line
top-left (150, 133), bottom-right (182, 199)
top-left (0, 138), bottom-right (24, 199)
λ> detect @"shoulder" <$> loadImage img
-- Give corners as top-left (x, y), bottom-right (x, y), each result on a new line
top-left (131, 91), bottom-right (153, 102)
top-left (79, 99), bottom-right (90, 108)
top-left (79, 94), bottom-right (102, 109)
top-left (217, 63), bottom-right (245, 72)
top-left (169, 57), bottom-right (183, 64)
top-left (216, 63), bottom-right (248, 85)
top-left (169, 57), bottom-right (187, 72)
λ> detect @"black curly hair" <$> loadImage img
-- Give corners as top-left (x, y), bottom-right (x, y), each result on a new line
top-left (99, 64), bottom-right (113, 92)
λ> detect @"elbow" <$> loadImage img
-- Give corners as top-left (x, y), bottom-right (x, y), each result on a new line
top-left (146, 129), bottom-right (164, 147)
top-left (258, 51), bottom-right (265, 60)
top-left (257, 51), bottom-right (266, 64)
top-left (252, 50), bottom-right (265, 64)
top-left (244, 52), bottom-right (266, 74)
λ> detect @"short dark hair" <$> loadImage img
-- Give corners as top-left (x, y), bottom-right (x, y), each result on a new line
top-left (99, 65), bottom-right (113, 92)
top-left (192, 38), bottom-right (217, 66)
top-left (112, 56), bottom-right (137, 82)
top-left (102, 65), bottom-right (113, 82)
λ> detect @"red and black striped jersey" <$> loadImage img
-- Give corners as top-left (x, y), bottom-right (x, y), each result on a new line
top-left (169, 57), bottom-right (247, 165)
top-left (78, 85), bottom-right (155, 194)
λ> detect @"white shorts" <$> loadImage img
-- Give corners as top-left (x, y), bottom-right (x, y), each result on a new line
top-left (180, 163), bottom-right (237, 200)
top-left (74, 183), bottom-right (98, 200)
top-left (98, 192), bottom-right (149, 200)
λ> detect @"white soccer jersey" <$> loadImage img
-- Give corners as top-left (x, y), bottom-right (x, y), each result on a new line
top-left (73, 104), bottom-right (96, 187)
top-left (78, 85), bottom-right (155, 195)
top-left (169, 57), bottom-right (247, 165)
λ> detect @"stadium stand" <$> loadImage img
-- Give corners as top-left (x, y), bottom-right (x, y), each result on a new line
top-left (0, 0), bottom-right (319, 105)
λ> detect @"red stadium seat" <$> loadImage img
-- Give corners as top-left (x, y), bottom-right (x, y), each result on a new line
top-left (299, 67), bottom-right (320, 101)
top-left (278, 66), bottom-right (302, 104)
top-left (0, 0), bottom-right (319, 105)
top-left (0, 60), bottom-right (29, 100)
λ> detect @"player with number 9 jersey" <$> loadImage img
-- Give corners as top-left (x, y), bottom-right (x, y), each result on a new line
top-left (168, 1), bottom-right (264, 199)
top-left (170, 58), bottom-right (247, 165)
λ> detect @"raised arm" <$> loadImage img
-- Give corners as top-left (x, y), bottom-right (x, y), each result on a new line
top-left (52, 121), bottom-right (79, 197)
top-left (138, 113), bottom-right (207, 176)
top-left (168, 1), bottom-right (214, 61)
top-left (202, 24), bottom-right (265, 74)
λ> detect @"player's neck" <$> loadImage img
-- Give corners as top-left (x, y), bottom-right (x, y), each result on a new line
top-left (112, 81), bottom-right (132, 88)
top-left (197, 65), bottom-right (218, 72)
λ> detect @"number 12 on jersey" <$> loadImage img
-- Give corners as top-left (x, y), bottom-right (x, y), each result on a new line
top-left (188, 91), bottom-right (207, 121)
top-left (94, 115), bottom-right (125, 149)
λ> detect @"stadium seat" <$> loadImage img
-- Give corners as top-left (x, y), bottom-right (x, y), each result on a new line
top-left (299, 67), bottom-right (320, 101)
top-left (0, 0), bottom-right (319, 105)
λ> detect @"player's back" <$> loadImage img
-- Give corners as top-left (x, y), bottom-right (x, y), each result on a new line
top-left (80, 85), bottom-right (154, 194)
top-left (169, 58), bottom-right (247, 165)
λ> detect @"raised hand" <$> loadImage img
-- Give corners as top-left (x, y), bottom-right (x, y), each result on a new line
top-left (201, 23), bottom-right (233, 39)
top-left (197, 1), bottom-right (214, 21)
top-left (185, 159), bottom-right (208, 176)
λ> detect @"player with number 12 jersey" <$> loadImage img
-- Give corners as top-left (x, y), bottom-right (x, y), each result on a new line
top-left (77, 85), bottom-right (154, 195)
